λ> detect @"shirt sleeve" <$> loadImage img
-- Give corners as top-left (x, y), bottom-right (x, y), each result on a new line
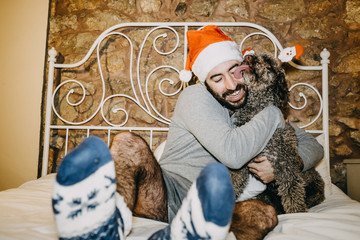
top-left (290, 122), bottom-right (324, 171)
top-left (173, 85), bottom-right (285, 169)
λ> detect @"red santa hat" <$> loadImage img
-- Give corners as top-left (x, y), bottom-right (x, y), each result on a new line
top-left (179, 25), bottom-right (243, 83)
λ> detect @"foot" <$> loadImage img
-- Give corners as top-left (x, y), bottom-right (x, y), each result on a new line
top-left (149, 163), bottom-right (235, 239)
top-left (52, 136), bottom-right (132, 239)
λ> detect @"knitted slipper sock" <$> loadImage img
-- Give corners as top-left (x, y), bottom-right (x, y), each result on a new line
top-left (149, 162), bottom-right (235, 240)
top-left (52, 136), bottom-right (132, 240)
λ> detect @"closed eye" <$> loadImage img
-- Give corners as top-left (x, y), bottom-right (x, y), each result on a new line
top-left (210, 74), bottom-right (223, 83)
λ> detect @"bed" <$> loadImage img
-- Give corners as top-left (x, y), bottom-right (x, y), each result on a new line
top-left (1, 22), bottom-right (360, 240)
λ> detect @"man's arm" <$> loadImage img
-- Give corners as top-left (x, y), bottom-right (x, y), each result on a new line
top-left (248, 123), bottom-right (324, 183)
top-left (290, 122), bottom-right (324, 171)
top-left (173, 85), bottom-right (285, 169)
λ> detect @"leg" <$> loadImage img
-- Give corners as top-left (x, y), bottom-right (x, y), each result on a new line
top-left (230, 200), bottom-right (278, 240)
top-left (110, 132), bottom-right (168, 222)
top-left (149, 163), bottom-right (235, 240)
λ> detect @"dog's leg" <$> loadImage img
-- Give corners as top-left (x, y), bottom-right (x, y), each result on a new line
top-left (256, 186), bottom-right (285, 214)
top-left (229, 167), bottom-right (250, 200)
top-left (230, 199), bottom-right (278, 240)
top-left (264, 127), bottom-right (308, 214)
top-left (277, 172), bottom-right (307, 213)
top-left (303, 169), bottom-right (325, 208)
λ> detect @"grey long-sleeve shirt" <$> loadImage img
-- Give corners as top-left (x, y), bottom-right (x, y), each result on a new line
top-left (159, 83), bottom-right (324, 191)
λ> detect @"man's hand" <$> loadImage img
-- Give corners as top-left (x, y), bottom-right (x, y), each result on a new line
top-left (248, 156), bottom-right (275, 183)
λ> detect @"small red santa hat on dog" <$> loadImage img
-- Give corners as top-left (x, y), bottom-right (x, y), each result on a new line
top-left (179, 25), bottom-right (243, 83)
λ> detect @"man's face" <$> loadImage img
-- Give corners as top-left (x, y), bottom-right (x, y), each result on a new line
top-left (205, 60), bottom-right (247, 111)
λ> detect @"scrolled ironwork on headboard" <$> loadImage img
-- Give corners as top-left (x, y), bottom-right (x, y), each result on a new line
top-left (42, 22), bottom-right (330, 176)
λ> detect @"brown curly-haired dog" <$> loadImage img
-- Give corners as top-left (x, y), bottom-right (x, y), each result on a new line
top-left (230, 52), bottom-right (325, 214)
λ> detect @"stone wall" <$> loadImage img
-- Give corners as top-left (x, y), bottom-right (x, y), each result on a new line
top-left (45, 0), bottom-right (360, 191)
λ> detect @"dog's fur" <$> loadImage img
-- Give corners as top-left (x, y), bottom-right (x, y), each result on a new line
top-left (229, 52), bottom-right (325, 214)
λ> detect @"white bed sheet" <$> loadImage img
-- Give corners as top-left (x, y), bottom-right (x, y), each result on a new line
top-left (0, 174), bottom-right (360, 240)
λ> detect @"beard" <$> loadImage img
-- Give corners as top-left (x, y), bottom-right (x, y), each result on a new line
top-left (205, 81), bottom-right (248, 112)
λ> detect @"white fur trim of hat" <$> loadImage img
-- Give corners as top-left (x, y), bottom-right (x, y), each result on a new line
top-left (192, 41), bottom-right (243, 83)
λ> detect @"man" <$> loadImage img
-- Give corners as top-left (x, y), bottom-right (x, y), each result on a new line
top-left (54, 25), bottom-right (323, 240)
top-left (111, 25), bottom-right (323, 238)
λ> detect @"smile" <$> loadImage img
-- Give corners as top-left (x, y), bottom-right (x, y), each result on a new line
top-left (230, 90), bottom-right (241, 96)
top-left (225, 87), bottom-right (246, 103)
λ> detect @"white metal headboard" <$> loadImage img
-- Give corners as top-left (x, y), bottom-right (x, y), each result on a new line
top-left (42, 22), bottom-right (330, 177)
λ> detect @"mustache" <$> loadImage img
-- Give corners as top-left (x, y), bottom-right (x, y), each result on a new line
top-left (222, 84), bottom-right (247, 98)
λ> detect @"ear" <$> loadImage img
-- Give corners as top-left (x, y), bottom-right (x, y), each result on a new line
top-left (274, 69), bottom-right (289, 114)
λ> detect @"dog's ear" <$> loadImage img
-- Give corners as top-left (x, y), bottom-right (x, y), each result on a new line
top-left (273, 64), bottom-right (289, 116)
top-left (261, 53), bottom-right (289, 115)
top-left (275, 72), bottom-right (289, 109)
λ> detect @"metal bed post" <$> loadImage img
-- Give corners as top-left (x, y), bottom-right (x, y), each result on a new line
top-left (41, 47), bottom-right (57, 176)
top-left (320, 48), bottom-right (330, 173)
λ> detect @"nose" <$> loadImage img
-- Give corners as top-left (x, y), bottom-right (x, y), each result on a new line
top-left (224, 75), bottom-right (237, 90)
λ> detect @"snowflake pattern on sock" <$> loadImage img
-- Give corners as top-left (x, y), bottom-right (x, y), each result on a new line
top-left (52, 136), bottom-right (131, 240)
top-left (149, 163), bottom-right (234, 240)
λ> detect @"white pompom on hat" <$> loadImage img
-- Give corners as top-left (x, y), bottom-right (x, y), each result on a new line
top-left (179, 25), bottom-right (243, 83)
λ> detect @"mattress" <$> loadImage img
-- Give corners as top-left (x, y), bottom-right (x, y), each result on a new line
top-left (1, 173), bottom-right (359, 240)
